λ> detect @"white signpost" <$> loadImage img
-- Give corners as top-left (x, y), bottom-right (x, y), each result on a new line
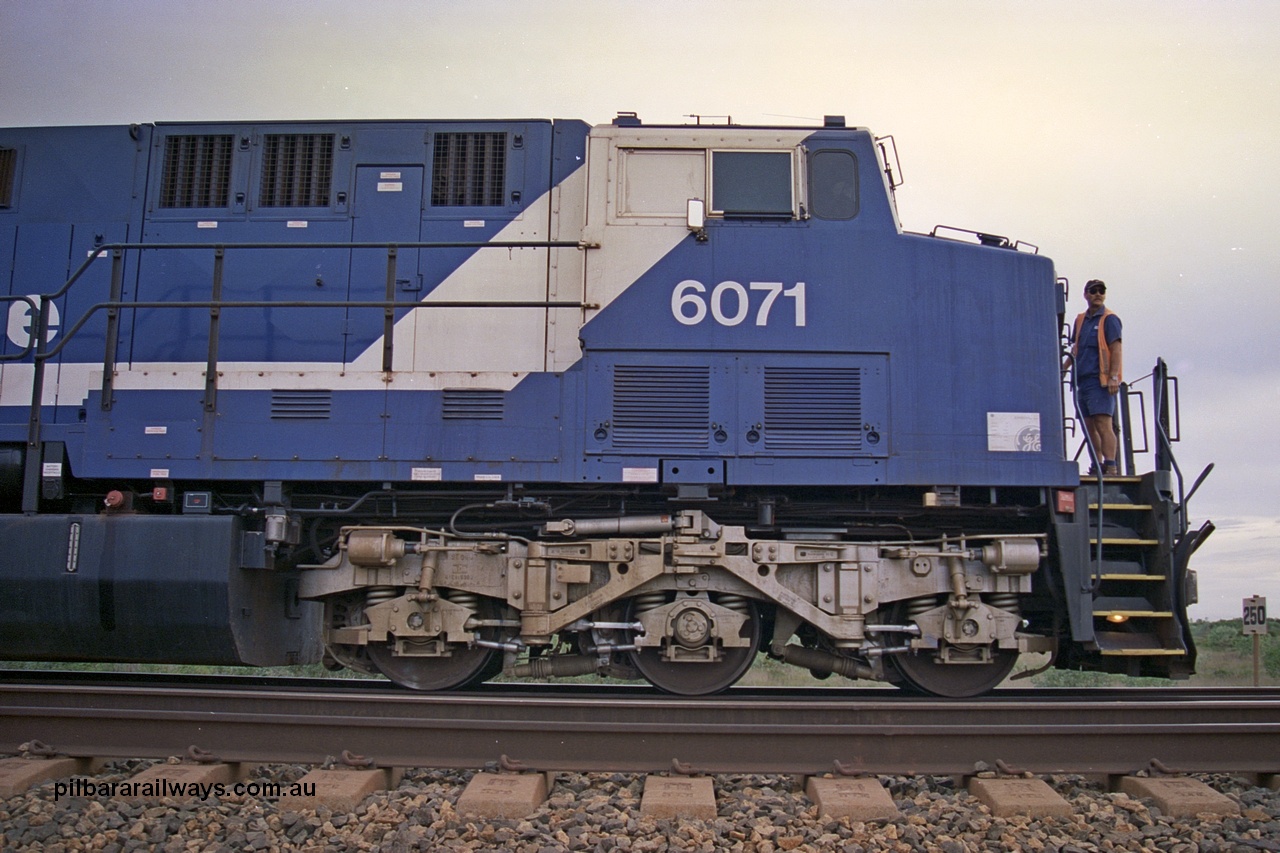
top-left (1243, 596), bottom-right (1268, 686)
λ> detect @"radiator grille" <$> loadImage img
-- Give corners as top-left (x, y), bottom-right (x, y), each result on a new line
top-left (259, 134), bottom-right (334, 207)
top-left (431, 132), bottom-right (506, 207)
top-left (442, 389), bottom-right (505, 420)
top-left (158, 135), bottom-right (233, 208)
top-left (611, 365), bottom-right (710, 449)
top-left (270, 390), bottom-right (332, 420)
top-left (763, 367), bottom-right (862, 451)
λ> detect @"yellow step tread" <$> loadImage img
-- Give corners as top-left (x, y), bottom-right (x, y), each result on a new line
top-left (1094, 610), bottom-right (1175, 618)
top-left (1089, 503), bottom-right (1154, 511)
top-left (1100, 649), bottom-right (1187, 656)
top-left (1099, 574), bottom-right (1165, 581)
top-left (1090, 538), bottom-right (1160, 546)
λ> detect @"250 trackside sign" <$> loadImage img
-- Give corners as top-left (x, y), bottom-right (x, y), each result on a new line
top-left (671, 280), bottom-right (806, 328)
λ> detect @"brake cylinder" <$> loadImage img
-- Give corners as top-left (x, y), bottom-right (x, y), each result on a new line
top-left (346, 530), bottom-right (408, 567)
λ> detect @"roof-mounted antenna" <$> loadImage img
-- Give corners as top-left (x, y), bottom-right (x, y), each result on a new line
top-left (763, 114), bottom-right (822, 123)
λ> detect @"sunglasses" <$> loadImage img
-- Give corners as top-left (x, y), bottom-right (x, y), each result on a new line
top-left (1086, 285), bottom-right (1106, 295)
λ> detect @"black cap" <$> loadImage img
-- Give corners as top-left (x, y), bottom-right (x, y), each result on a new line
top-left (1085, 279), bottom-right (1106, 294)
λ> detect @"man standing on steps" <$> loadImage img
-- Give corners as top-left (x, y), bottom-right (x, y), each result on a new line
top-left (1064, 279), bottom-right (1123, 475)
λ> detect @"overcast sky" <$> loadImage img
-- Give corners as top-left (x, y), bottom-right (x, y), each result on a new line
top-left (2, 0), bottom-right (1276, 620)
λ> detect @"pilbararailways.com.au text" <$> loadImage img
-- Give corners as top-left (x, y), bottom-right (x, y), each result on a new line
top-left (52, 777), bottom-right (316, 802)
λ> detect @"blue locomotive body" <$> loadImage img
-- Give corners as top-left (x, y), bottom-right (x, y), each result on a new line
top-left (0, 115), bottom-right (1202, 695)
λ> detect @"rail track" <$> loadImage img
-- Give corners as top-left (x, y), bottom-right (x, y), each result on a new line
top-left (2, 672), bottom-right (1278, 778)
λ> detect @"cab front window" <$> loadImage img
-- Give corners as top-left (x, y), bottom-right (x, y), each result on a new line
top-left (808, 149), bottom-right (858, 220)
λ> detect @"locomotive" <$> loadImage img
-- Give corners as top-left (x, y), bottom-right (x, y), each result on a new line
top-left (0, 113), bottom-right (1210, 696)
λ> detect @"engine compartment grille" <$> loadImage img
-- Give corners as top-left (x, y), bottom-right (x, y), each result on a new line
top-left (763, 367), bottom-right (863, 451)
top-left (431, 132), bottom-right (507, 207)
top-left (442, 389), bottom-right (505, 420)
top-left (158, 135), bottom-right (233, 209)
top-left (611, 365), bottom-right (710, 449)
top-left (270, 390), bottom-right (332, 420)
top-left (259, 134), bottom-right (334, 207)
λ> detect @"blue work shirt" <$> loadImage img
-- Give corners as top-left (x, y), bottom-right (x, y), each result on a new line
top-left (1074, 310), bottom-right (1122, 380)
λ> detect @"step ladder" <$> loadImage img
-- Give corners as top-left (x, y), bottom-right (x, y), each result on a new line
top-left (1080, 473), bottom-right (1191, 674)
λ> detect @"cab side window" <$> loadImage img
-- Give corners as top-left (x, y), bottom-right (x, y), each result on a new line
top-left (808, 149), bottom-right (858, 220)
top-left (711, 150), bottom-right (792, 217)
top-left (0, 147), bottom-right (15, 208)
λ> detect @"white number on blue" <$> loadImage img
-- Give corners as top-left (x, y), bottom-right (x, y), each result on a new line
top-left (671, 280), bottom-right (806, 328)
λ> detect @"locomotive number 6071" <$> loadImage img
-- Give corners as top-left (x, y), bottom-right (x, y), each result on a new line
top-left (671, 280), bottom-right (807, 327)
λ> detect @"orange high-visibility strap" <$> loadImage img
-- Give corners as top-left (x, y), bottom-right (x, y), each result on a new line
top-left (1072, 309), bottom-right (1119, 388)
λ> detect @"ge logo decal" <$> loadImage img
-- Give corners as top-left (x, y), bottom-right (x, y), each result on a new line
top-left (6, 296), bottom-right (59, 349)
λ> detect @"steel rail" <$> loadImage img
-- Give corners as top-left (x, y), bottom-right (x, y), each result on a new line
top-left (2, 679), bottom-right (1278, 776)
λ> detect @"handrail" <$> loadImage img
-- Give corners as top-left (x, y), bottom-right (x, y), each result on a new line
top-left (1066, 364), bottom-right (1107, 594)
top-left (7, 238), bottom-right (597, 363)
top-left (84, 239), bottom-right (596, 251)
top-left (20, 295), bottom-right (55, 513)
top-left (14, 238), bottom-right (597, 514)
top-left (1152, 357), bottom-right (1188, 538)
top-left (0, 294), bottom-right (39, 361)
top-left (36, 297), bottom-right (600, 363)
top-left (1118, 383), bottom-right (1135, 476)
top-left (1065, 357), bottom-right (1191, 599)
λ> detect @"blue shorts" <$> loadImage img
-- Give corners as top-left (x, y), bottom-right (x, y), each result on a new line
top-left (1077, 378), bottom-right (1116, 418)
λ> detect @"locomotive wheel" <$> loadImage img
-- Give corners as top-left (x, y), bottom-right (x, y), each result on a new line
top-left (890, 647), bottom-right (1018, 698)
top-left (366, 596), bottom-right (503, 691)
top-left (629, 598), bottom-right (761, 696)
top-left (367, 640), bottom-right (498, 691)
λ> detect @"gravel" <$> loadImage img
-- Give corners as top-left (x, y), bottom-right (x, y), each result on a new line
top-left (2, 761), bottom-right (1278, 852)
